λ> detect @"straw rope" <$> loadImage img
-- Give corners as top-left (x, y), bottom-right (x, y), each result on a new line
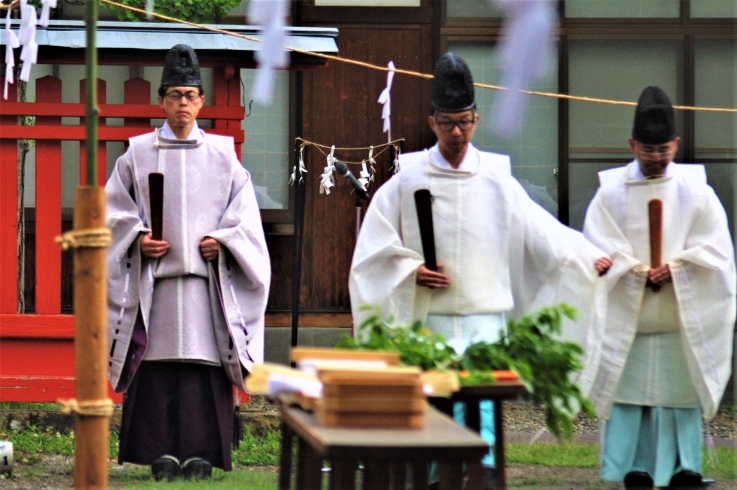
top-left (96, 0), bottom-right (737, 114)
top-left (297, 137), bottom-right (404, 165)
top-left (58, 398), bottom-right (114, 417)
top-left (55, 228), bottom-right (112, 250)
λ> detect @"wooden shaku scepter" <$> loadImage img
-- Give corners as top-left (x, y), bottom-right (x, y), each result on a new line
top-left (414, 189), bottom-right (437, 272)
top-left (148, 173), bottom-right (164, 241)
top-left (648, 198), bottom-right (663, 292)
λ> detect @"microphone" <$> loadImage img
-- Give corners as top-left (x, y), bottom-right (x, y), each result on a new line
top-left (334, 161), bottom-right (370, 200)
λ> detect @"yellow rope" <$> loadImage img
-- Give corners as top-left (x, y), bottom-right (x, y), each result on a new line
top-left (58, 398), bottom-right (114, 417)
top-left (0, 0), bottom-right (19, 11)
top-left (97, 0), bottom-right (737, 114)
top-left (55, 228), bottom-right (112, 251)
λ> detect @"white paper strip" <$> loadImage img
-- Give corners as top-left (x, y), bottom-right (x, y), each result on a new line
top-left (4, 8), bottom-right (19, 100)
top-left (146, 0), bottom-right (155, 20)
top-left (39, 0), bottom-right (57, 27)
top-left (248, 0), bottom-right (289, 106)
top-left (319, 145), bottom-right (336, 194)
top-left (490, 0), bottom-right (555, 137)
top-left (18, 0), bottom-right (38, 83)
top-left (377, 61), bottom-right (395, 143)
top-left (289, 144), bottom-right (308, 185)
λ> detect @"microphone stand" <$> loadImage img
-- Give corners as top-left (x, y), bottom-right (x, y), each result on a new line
top-left (355, 194), bottom-right (365, 242)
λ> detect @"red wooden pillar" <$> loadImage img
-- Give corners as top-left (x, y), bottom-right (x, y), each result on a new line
top-left (0, 83), bottom-right (18, 314)
top-left (124, 77), bottom-right (152, 128)
top-left (34, 76), bottom-right (63, 315)
top-left (213, 65), bottom-right (244, 159)
top-left (80, 78), bottom-right (107, 187)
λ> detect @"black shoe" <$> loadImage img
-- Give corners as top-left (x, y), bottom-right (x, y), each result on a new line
top-left (624, 471), bottom-right (654, 489)
top-left (152, 455), bottom-right (180, 482)
top-left (668, 470), bottom-right (705, 488)
top-left (181, 457), bottom-right (212, 480)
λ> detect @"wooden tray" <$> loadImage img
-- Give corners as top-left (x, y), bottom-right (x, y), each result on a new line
top-left (322, 383), bottom-right (423, 398)
top-left (316, 410), bottom-right (425, 429)
top-left (292, 347), bottom-right (400, 365)
top-left (319, 367), bottom-right (421, 385)
top-left (319, 396), bottom-right (426, 413)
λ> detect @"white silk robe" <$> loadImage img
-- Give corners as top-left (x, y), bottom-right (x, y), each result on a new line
top-left (349, 144), bottom-right (606, 392)
top-left (583, 162), bottom-right (736, 420)
top-left (106, 126), bottom-right (270, 393)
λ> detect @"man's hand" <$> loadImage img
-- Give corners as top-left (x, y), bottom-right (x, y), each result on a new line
top-left (200, 237), bottom-right (219, 262)
top-left (140, 232), bottom-right (169, 258)
top-left (416, 263), bottom-right (450, 289)
top-left (595, 257), bottom-right (613, 276)
top-left (647, 264), bottom-right (671, 286)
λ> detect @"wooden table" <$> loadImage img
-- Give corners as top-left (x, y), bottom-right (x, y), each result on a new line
top-left (278, 403), bottom-right (489, 490)
top-left (430, 381), bottom-right (528, 490)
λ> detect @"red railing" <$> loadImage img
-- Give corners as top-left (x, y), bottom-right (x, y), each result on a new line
top-left (0, 70), bottom-right (245, 402)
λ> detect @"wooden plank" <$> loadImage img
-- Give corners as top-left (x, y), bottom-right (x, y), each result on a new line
top-left (124, 78), bottom-right (152, 128)
top-left (34, 76), bottom-right (62, 315)
top-left (0, 82), bottom-right (18, 314)
top-left (0, 125), bottom-right (244, 142)
top-left (265, 312), bottom-right (352, 328)
top-left (319, 397), bottom-right (426, 413)
top-left (0, 338), bottom-right (75, 376)
top-left (0, 376), bottom-right (123, 403)
top-left (316, 410), bottom-right (425, 429)
top-left (291, 346), bottom-right (398, 363)
top-left (0, 102), bottom-right (244, 119)
top-left (0, 313), bottom-right (75, 338)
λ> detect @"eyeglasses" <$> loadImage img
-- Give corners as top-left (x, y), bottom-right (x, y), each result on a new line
top-left (434, 118), bottom-right (475, 132)
top-left (164, 90), bottom-right (202, 102)
top-left (637, 143), bottom-right (673, 157)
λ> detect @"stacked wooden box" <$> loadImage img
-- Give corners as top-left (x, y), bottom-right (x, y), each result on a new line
top-left (317, 366), bottom-right (426, 429)
top-left (292, 347), bottom-right (427, 429)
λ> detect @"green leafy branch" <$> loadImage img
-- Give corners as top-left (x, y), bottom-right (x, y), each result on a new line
top-left (337, 303), bottom-right (595, 440)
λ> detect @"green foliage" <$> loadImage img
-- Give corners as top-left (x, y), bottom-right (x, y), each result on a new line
top-left (232, 426), bottom-right (282, 466)
top-left (335, 306), bottom-right (459, 371)
top-left (471, 304), bottom-right (595, 440)
top-left (507, 441), bottom-right (599, 467)
top-left (101, 0), bottom-right (243, 24)
top-left (338, 304), bottom-right (594, 440)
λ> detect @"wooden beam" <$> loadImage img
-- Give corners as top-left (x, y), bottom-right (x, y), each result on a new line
top-left (265, 312), bottom-right (352, 328)
top-left (0, 125), bottom-right (244, 142)
top-left (0, 102), bottom-right (244, 119)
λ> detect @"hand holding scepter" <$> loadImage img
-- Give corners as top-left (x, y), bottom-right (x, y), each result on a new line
top-left (647, 199), bottom-right (670, 292)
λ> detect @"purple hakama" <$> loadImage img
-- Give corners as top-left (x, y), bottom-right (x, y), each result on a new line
top-left (118, 361), bottom-right (234, 470)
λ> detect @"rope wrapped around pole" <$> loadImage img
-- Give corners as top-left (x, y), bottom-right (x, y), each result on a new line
top-left (54, 228), bottom-right (112, 251)
top-left (58, 398), bottom-right (114, 418)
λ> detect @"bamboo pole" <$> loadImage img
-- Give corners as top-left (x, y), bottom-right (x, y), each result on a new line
top-left (73, 1), bottom-right (109, 488)
top-left (72, 188), bottom-right (109, 489)
top-left (85, 0), bottom-right (99, 187)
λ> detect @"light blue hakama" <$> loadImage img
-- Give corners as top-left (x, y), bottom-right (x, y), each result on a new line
top-left (601, 404), bottom-right (703, 487)
top-left (427, 313), bottom-right (506, 467)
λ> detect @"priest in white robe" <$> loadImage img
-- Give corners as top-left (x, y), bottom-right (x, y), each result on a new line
top-left (583, 86), bottom-right (735, 490)
top-left (349, 52), bottom-right (610, 484)
top-left (106, 45), bottom-right (270, 481)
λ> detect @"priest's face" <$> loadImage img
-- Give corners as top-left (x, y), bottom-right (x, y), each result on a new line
top-left (429, 109), bottom-right (479, 163)
top-left (158, 86), bottom-right (204, 133)
top-left (629, 137), bottom-right (680, 178)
